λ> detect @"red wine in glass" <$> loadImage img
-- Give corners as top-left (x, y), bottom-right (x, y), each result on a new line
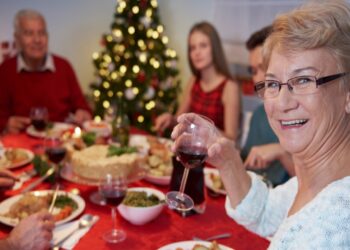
top-left (32, 119), bottom-right (47, 131)
top-left (177, 145), bottom-right (207, 169)
top-left (101, 188), bottom-right (126, 207)
top-left (45, 148), bottom-right (66, 164)
top-left (99, 175), bottom-right (127, 243)
top-left (30, 107), bottom-right (48, 131)
top-left (166, 114), bottom-right (216, 212)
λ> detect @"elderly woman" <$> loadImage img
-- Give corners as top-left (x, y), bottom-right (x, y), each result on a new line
top-left (172, 0), bottom-right (350, 248)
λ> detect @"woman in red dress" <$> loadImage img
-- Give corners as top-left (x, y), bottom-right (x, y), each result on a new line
top-left (155, 22), bottom-right (241, 140)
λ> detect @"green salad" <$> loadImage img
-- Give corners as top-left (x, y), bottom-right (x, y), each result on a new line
top-left (122, 191), bottom-right (161, 207)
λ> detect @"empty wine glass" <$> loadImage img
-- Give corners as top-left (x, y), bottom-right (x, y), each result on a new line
top-left (30, 107), bottom-right (48, 132)
top-left (166, 114), bottom-right (216, 211)
top-left (99, 174), bottom-right (127, 243)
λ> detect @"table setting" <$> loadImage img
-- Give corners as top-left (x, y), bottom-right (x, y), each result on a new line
top-left (0, 118), bottom-right (270, 250)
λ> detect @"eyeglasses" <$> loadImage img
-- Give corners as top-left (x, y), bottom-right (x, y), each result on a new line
top-left (254, 72), bottom-right (348, 99)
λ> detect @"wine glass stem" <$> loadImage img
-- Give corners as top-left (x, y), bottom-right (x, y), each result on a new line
top-left (177, 167), bottom-right (190, 200)
top-left (111, 207), bottom-right (117, 232)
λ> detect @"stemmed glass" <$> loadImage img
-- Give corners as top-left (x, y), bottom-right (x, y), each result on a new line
top-left (30, 107), bottom-right (49, 154)
top-left (30, 107), bottom-right (48, 132)
top-left (166, 115), bottom-right (216, 211)
top-left (99, 174), bottom-right (127, 243)
top-left (45, 136), bottom-right (67, 184)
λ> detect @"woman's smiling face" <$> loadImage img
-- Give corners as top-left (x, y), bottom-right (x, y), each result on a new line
top-left (264, 48), bottom-right (348, 155)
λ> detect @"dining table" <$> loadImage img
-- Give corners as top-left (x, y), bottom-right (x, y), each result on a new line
top-left (0, 131), bottom-right (270, 250)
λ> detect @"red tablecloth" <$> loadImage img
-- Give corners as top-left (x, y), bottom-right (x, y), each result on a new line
top-left (0, 133), bottom-right (270, 250)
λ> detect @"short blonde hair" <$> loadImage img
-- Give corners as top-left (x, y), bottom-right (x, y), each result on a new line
top-left (14, 9), bottom-right (46, 34)
top-left (263, 0), bottom-right (350, 75)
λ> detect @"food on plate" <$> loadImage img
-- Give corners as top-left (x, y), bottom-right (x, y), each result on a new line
top-left (83, 120), bottom-right (111, 137)
top-left (210, 173), bottom-right (225, 191)
top-left (122, 191), bottom-right (161, 207)
top-left (175, 241), bottom-right (222, 250)
top-left (3, 193), bottom-right (77, 222)
top-left (0, 148), bottom-right (29, 168)
top-left (71, 144), bottom-right (145, 180)
top-left (146, 136), bottom-right (173, 177)
top-left (107, 145), bottom-right (138, 156)
top-left (193, 241), bottom-right (222, 250)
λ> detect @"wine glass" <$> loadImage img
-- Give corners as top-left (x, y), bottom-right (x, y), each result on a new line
top-left (99, 174), bottom-right (127, 243)
top-left (45, 136), bottom-right (67, 184)
top-left (166, 115), bottom-right (216, 211)
top-left (30, 107), bottom-right (48, 132)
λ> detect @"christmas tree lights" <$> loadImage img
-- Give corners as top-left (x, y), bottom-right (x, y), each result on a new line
top-left (90, 0), bottom-right (180, 133)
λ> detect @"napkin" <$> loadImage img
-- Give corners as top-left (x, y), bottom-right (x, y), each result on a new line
top-left (52, 215), bottom-right (99, 250)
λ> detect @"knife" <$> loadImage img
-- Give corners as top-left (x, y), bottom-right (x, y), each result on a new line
top-left (21, 167), bottom-right (55, 193)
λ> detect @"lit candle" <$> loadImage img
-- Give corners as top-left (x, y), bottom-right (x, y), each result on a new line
top-left (72, 127), bottom-right (82, 138)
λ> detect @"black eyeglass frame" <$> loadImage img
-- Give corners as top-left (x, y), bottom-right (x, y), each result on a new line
top-left (254, 72), bottom-right (348, 98)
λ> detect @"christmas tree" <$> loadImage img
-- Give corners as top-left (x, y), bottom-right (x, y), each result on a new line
top-left (90, 0), bottom-right (180, 133)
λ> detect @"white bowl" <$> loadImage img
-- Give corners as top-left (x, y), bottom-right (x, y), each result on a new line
top-left (117, 187), bottom-right (165, 225)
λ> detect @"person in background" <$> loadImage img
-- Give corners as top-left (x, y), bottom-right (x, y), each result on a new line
top-left (172, 0), bottom-right (350, 248)
top-left (241, 26), bottom-right (294, 186)
top-left (0, 169), bottom-right (54, 250)
top-left (0, 9), bottom-right (92, 134)
top-left (155, 21), bottom-right (241, 140)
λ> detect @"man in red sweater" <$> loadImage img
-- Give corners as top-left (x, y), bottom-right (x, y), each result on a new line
top-left (0, 9), bottom-right (92, 133)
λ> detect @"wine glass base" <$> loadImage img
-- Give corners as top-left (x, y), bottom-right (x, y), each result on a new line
top-left (103, 229), bottom-right (126, 243)
top-left (166, 191), bottom-right (194, 212)
top-left (89, 191), bottom-right (106, 206)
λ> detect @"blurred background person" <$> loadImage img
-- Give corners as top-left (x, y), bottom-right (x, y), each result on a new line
top-left (173, 0), bottom-right (350, 248)
top-left (155, 21), bottom-right (241, 140)
top-left (0, 9), bottom-right (92, 134)
top-left (241, 26), bottom-right (294, 186)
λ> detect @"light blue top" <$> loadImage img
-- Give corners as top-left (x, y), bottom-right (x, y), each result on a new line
top-left (225, 172), bottom-right (350, 249)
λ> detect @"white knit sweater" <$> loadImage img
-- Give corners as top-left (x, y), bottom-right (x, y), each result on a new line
top-left (225, 173), bottom-right (350, 249)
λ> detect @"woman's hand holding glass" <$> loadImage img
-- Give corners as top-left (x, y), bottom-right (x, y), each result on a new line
top-left (166, 114), bottom-right (219, 211)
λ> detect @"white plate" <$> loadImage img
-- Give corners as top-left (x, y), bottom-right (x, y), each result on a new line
top-left (0, 190), bottom-right (85, 227)
top-left (0, 148), bottom-right (34, 169)
top-left (131, 135), bottom-right (173, 186)
top-left (60, 162), bottom-right (147, 186)
top-left (158, 240), bottom-right (233, 250)
top-left (144, 174), bottom-right (171, 186)
top-left (204, 168), bottom-right (226, 195)
top-left (26, 122), bottom-right (74, 138)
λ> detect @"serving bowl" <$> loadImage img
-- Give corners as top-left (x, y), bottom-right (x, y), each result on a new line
top-left (117, 187), bottom-right (165, 225)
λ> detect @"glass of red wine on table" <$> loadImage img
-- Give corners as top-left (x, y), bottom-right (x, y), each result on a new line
top-left (30, 107), bottom-right (48, 132)
top-left (99, 174), bottom-right (127, 243)
top-left (44, 135), bottom-right (67, 186)
top-left (30, 107), bottom-right (49, 154)
top-left (166, 115), bottom-right (217, 212)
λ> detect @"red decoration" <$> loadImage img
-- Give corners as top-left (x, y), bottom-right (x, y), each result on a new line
top-left (151, 75), bottom-right (159, 88)
top-left (140, 0), bottom-right (148, 9)
top-left (137, 71), bottom-right (146, 83)
top-left (100, 36), bottom-right (107, 47)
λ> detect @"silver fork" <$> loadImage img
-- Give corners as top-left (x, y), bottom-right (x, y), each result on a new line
top-left (12, 169), bottom-right (37, 190)
top-left (193, 232), bottom-right (232, 242)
